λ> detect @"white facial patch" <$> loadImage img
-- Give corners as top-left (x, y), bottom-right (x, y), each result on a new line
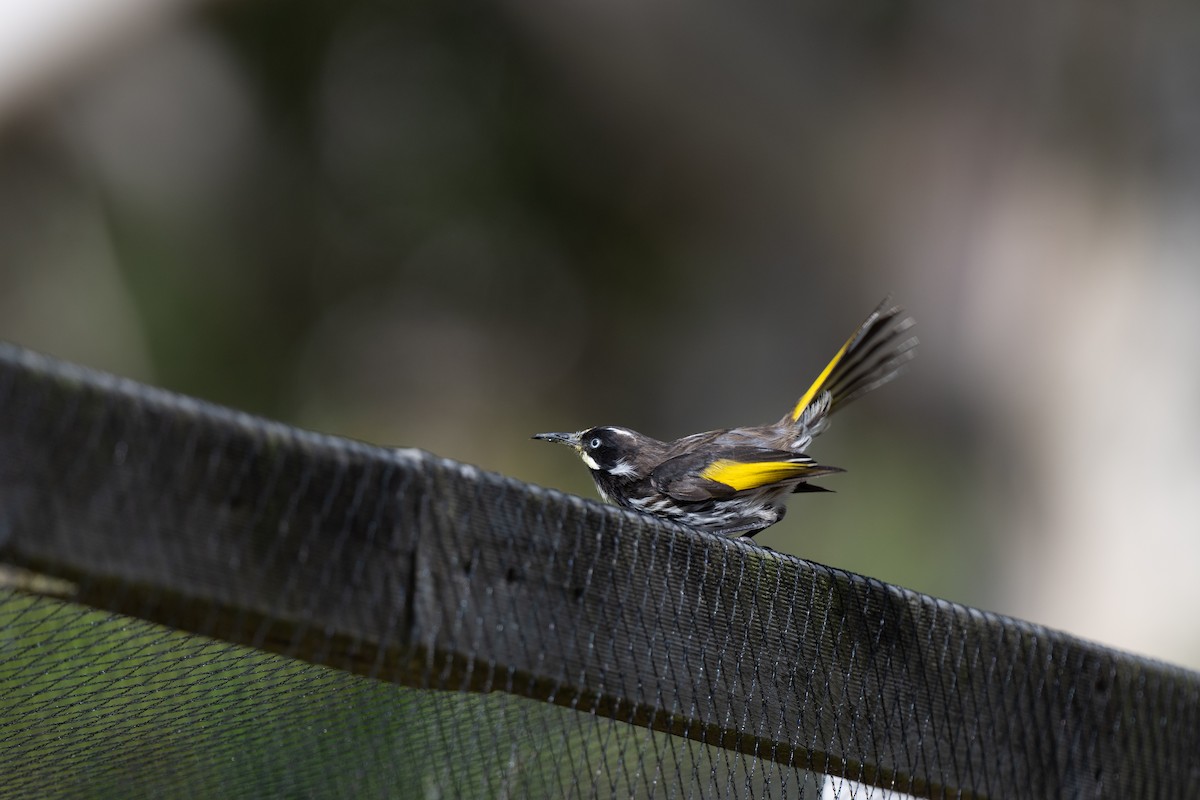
top-left (580, 452), bottom-right (600, 470)
top-left (608, 459), bottom-right (638, 478)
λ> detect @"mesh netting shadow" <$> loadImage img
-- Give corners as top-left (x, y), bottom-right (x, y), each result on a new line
top-left (1, 341), bottom-right (1197, 799)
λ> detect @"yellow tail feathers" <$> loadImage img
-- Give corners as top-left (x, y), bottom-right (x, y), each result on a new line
top-left (789, 338), bottom-right (852, 422)
top-left (786, 298), bottom-right (916, 424)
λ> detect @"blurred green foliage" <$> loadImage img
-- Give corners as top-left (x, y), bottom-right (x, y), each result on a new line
top-left (3, 0), bottom-right (1200, 664)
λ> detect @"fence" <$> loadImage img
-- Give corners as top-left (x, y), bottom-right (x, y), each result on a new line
top-left (0, 341), bottom-right (1196, 798)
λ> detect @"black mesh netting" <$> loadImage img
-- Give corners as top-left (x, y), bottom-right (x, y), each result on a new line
top-left (1, 593), bottom-right (814, 798)
top-left (1, 341), bottom-right (1197, 799)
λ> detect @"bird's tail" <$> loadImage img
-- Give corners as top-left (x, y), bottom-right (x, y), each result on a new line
top-left (783, 298), bottom-right (917, 428)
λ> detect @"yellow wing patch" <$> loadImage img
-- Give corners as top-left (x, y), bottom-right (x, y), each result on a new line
top-left (791, 338), bottom-right (851, 421)
top-left (699, 459), bottom-right (817, 491)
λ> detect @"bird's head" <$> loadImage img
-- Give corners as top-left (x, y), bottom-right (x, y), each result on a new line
top-left (532, 426), bottom-right (647, 478)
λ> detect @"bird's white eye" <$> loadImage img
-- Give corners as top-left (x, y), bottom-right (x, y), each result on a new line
top-left (589, 437), bottom-right (602, 449)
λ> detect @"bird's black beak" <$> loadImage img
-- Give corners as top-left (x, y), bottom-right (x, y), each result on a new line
top-left (532, 431), bottom-right (582, 447)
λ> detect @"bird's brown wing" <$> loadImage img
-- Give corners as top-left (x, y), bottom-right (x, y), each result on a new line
top-left (649, 446), bottom-right (843, 502)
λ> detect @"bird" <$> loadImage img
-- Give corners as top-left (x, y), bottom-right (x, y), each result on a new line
top-left (532, 298), bottom-right (917, 537)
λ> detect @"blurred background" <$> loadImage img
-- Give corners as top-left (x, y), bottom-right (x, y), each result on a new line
top-left (1, 0), bottom-right (1198, 669)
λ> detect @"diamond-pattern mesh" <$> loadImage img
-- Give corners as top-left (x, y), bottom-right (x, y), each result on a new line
top-left (1, 341), bottom-right (1198, 799)
top-left (0, 593), bottom-right (822, 799)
